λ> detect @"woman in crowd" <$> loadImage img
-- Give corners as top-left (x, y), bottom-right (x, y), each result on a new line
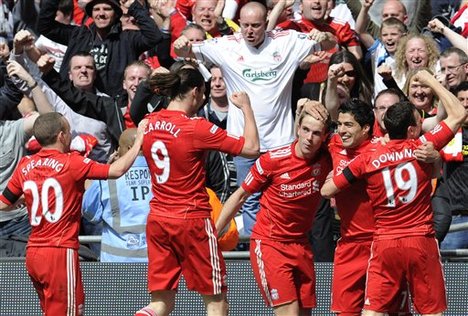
top-left (403, 68), bottom-right (439, 116)
top-left (393, 33), bottom-right (440, 88)
top-left (323, 50), bottom-right (374, 120)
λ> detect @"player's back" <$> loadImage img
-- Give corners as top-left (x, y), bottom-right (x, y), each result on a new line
top-left (142, 109), bottom-right (244, 219)
top-left (359, 139), bottom-right (434, 239)
top-left (14, 149), bottom-right (95, 249)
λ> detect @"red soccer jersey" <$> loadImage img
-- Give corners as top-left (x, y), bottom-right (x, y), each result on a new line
top-left (333, 122), bottom-right (455, 240)
top-left (277, 17), bottom-right (360, 83)
top-left (142, 109), bottom-right (245, 218)
top-left (243, 142), bottom-right (332, 242)
top-left (372, 120), bottom-right (385, 138)
top-left (328, 134), bottom-right (375, 240)
top-left (0, 149), bottom-right (110, 249)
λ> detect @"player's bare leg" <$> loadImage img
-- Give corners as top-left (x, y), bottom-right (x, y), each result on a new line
top-left (202, 293), bottom-right (228, 316)
top-left (134, 290), bottom-right (176, 316)
top-left (273, 301), bottom-right (301, 316)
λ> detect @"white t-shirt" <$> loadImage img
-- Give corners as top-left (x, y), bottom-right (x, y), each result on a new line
top-left (0, 119), bottom-right (29, 222)
top-left (35, 35), bottom-right (67, 73)
top-left (193, 30), bottom-right (320, 151)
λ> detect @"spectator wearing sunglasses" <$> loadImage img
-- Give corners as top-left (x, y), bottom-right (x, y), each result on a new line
top-left (323, 50), bottom-right (374, 121)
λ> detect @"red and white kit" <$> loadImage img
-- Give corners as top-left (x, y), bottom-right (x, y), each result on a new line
top-left (0, 149), bottom-right (110, 315)
top-left (243, 142), bottom-right (331, 308)
top-left (142, 109), bottom-right (245, 295)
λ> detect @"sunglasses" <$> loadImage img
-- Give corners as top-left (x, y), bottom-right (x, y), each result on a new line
top-left (342, 70), bottom-right (357, 77)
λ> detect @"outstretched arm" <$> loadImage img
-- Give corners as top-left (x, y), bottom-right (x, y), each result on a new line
top-left (355, 0), bottom-right (376, 49)
top-left (173, 35), bottom-right (196, 59)
top-left (13, 30), bottom-right (42, 63)
top-left (324, 63), bottom-right (347, 121)
top-left (412, 70), bottom-right (466, 133)
top-left (108, 120), bottom-right (147, 178)
top-left (124, 0), bottom-right (163, 53)
top-left (428, 18), bottom-right (468, 51)
top-left (7, 60), bottom-right (54, 116)
top-left (37, 0), bottom-right (76, 45)
top-left (267, 0), bottom-right (295, 31)
top-left (215, 186), bottom-right (251, 233)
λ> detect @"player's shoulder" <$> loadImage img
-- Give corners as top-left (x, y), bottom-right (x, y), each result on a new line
top-left (267, 144), bottom-right (292, 160)
top-left (68, 151), bottom-right (93, 165)
top-left (190, 116), bottom-right (205, 122)
top-left (361, 138), bottom-right (381, 151)
top-left (192, 116), bottom-right (219, 132)
top-left (207, 33), bottom-right (240, 44)
top-left (328, 133), bottom-right (342, 148)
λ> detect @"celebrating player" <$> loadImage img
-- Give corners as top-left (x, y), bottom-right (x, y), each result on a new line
top-left (0, 112), bottom-right (146, 315)
top-left (135, 68), bottom-right (259, 316)
top-left (216, 101), bottom-right (331, 316)
top-left (322, 70), bottom-right (467, 316)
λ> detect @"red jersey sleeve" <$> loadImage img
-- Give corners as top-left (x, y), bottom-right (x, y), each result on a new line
top-left (0, 194), bottom-right (11, 205)
top-left (241, 154), bottom-right (271, 194)
top-left (0, 171), bottom-right (23, 205)
top-left (418, 121), bottom-right (455, 151)
top-left (334, 20), bottom-right (360, 47)
top-left (333, 154), bottom-right (365, 190)
top-left (69, 153), bottom-right (110, 181)
top-left (192, 119), bottom-right (245, 156)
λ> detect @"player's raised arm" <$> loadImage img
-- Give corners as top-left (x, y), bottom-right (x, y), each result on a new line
top-left (108, 119), bottom-right (148, 178)
top-left (173, 35), bottom-right (196, 59)
top-left (229, 91), bottom-right (260, 158)
top-left (216, 186), bottom-right (251, 234)
top-left (412, 70), bottom-right (466, 133)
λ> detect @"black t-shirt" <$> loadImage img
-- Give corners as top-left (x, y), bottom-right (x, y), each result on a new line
top-left (445, 128), bottom-right (468, 211)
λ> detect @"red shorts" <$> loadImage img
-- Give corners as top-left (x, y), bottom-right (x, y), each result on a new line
top-left (364, 236), bottom-right (447, 314)
top-left (250, 238), bottom-right (316, 308)
top-left (26, 247), bottom-right (84, 315)
top-left (332, 239), bottom-right (410, 315)
top-left (146, 215), bottom-right (227, 295)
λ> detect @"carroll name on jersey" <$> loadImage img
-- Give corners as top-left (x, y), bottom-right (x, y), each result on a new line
top-left (145, 120), bottom-right (181, 138)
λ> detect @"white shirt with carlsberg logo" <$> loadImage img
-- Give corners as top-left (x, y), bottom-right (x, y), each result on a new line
top-left (192, 30), bottom-right (320, 151)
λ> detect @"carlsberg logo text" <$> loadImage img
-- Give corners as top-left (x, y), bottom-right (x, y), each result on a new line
top-left (242, 68), bottom-right (277, 81)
